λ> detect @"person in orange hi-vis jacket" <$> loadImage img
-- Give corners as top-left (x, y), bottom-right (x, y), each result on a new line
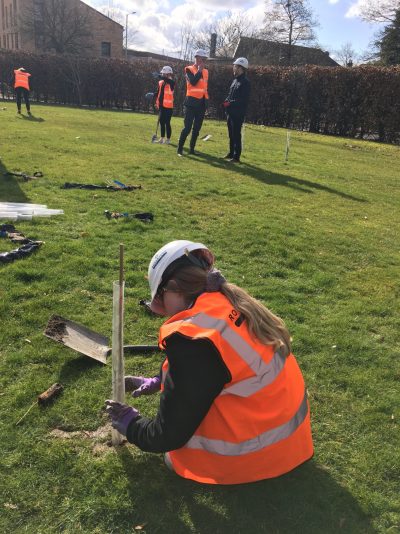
top-left (177, 49), bottom-right (209, 157)
top-left (13, 67), bottom-right (32, 115)
top-left (105, 240), bottom-right (314, 485)
top-left (153, 66), bottom-right (175, 145)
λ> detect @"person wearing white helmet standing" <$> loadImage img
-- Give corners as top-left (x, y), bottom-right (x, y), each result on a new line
top-left (105, 240), bottom-right (313, 485)
top-left (222, 57), bottom-right (251, 163)
top-left (153, 66), bottom-right (175, 144)
top-left (177, 49), bottom-right (209, 156)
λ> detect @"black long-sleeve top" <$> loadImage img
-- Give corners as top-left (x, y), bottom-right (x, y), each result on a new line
top-left (126, 332), bottom-right (231, 452)
top-left (184, 66), bottom-right (207, 108)
top-left (154, 77), bottom-right (175, 108)
top-left (225, 73), bottom-right (251, 117)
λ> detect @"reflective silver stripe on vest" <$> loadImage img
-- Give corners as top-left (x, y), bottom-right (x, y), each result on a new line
top-left (185, 390), bottom-right (309, 456)
top-left (180, 313), bottom-right (286, 397)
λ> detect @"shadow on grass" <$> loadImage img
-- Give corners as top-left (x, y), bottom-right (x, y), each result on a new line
top-left (117, 448), bottom-right (376, 534)
top-left (0, 158), bottom-right (29, 202)
top-left (192, 151), bottom-right (366, 203)
top-left (21, 114), bottom-right (45, 122)
top-left (57, 354), bottom-right (103, 383)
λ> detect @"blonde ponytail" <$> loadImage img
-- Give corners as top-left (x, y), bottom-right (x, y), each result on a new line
top-left (221, 283), bottom-right (291, 357)
top-left (168, 266), bottom-right (291, 357)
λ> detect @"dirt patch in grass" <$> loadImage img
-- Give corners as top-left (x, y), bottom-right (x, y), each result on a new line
top-left (44, 315), bottom-right (67, 342)
top-left (50, 423), bottom-right (111, 440)
top-left (49, 423), bottom-right (126, 453)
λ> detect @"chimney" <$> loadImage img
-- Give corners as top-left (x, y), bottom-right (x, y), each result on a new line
top-left (210, 33), bottom-right (217, 58)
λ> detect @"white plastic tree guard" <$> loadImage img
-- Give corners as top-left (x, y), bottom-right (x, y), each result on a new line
top-left (0, 202), bottom-right (64, 220)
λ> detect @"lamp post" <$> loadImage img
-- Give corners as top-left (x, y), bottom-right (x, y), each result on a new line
top-left (125, 12), bottom-right (136, 59)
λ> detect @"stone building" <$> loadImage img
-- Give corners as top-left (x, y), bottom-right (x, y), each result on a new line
top-left (0, 0), bottom-right (123, 58)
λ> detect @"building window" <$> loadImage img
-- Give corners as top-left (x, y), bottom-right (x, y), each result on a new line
top-left (1, 0), bottom-right (5, 30)
top-left (6, 33), bottom-right (9, 48)
top-left (2, 35), bottom-right (5, 48)
top-left (15, 32), bottom-right (18, 49)
top-left (101, 42), bottom-right (111, 57)
top-left (11, 32), bottom-right (14, 48)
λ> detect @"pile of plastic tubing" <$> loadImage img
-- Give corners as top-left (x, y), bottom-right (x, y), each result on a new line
top-left (0, 203), bottom-right (64, 220)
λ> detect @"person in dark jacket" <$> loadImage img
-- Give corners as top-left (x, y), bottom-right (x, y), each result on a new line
top-left (154, 66), bottom-right (175, 144)
top-left (177, 49), bottom-right (209, 156)
top-left (222, 57), bottom-right (251, 163)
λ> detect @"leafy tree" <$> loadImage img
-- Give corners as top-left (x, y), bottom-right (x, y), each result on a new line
top-left (379, 8), bottom-right (400, 64)
top-left (263, 0), bottom-right (319, 64)
top-left (20, 0), bottom-right (92, 55)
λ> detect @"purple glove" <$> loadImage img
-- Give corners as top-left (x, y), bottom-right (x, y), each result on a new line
top-left (104, 400), bottom-right (140, 436)
top-left (125, 375), bottom-right (161, 398)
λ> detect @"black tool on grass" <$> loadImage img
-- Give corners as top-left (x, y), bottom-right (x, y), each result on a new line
top-left (151, 114), bottom-right (160, 143)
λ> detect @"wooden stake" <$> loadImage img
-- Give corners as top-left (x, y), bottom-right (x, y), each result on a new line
top-left (285, 130), bottom-right (291, 163)
top-left (111, 244), bottom-right (125, 446)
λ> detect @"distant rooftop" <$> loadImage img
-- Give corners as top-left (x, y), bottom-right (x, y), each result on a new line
top-left (235, 36), bottom-right (340, 67)
top-left (127, 49), bottom-right (185, 64)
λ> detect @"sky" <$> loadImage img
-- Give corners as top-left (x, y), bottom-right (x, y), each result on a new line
top-left (84, 0), bottom-right (385, 60)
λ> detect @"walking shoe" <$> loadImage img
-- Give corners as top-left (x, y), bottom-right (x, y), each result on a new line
top-left (189, 148), bottom-right (196, 155)
top-left (17, 110), bottom-right (21, 114)
top-left (165, 139), bottom-right (171, 145)
top-left (222, 153), bottom-right (233, 159)
top-left (154, 138), bottom-right (164, 143)
top-left (27, 111), bottom-right (32, 116)
top-left (228, 157), bottom-right (241, 163)
top-left (177, 149), bottom-right (183, 157)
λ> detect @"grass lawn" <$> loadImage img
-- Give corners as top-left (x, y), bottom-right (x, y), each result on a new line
top-left (0, 103), bottom-right (399, 534)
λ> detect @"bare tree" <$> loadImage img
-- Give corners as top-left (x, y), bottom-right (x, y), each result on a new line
top-left (175, 16), bottom-right (197, 61)
top-left (99, 7), bottom-right (139, 49)
top-left (335, 42), bottom-right (358, 66)
top-left (194, 11), bottom-right (262, 58)
top-left (357, 0), bottom-right (400, 24)
top-left (20, 0), bottom-right (92, 55)
top-left (263, 0), bottom-right (319, 63)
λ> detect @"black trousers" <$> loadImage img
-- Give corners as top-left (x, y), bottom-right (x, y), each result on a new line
top-left (178, 105), bottom-right (205, 151)
top-left (159, 107), bottom-right (173, 138)
top-left (227, 113), bottom-right (245, 159)
top-left (15, 87), bottom-right (30, 112)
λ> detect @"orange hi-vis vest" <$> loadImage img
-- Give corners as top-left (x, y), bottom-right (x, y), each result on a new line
top-left (159, 292), bottom-right (313, 485)
top-left (185, 65), bottom-right (209, 100)
top-left (156, 80), bottom-right (174, 109)
top-left (14, 70), bottom-right (31, 91)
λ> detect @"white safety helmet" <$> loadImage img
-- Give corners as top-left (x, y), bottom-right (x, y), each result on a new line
top-left (160, 66), bottom-right (173, 75)
top-left (194, 49), bottom-right (208, 59)
top-left (148, 240), bottom-right (214, 303)
top-left (233, 57), bottom-right (249, 69)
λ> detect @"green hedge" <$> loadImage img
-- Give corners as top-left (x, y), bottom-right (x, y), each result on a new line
top-left (1, 50), bottom-right (400, 143)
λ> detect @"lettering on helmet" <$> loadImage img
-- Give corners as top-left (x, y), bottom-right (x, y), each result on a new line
top-left (152, 251), bottom-right (168, 269)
